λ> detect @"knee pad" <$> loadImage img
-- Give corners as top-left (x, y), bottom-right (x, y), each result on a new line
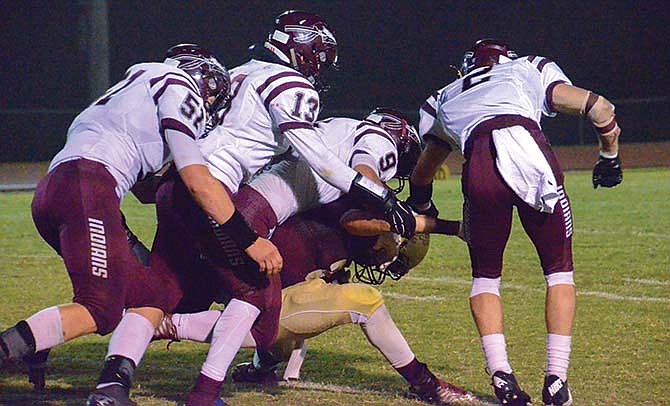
top-left (470, 277), bottom-right (501, 298)
top-left (545, 271), bottom-right (575, 287)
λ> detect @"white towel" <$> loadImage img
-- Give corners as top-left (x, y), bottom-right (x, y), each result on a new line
top-left (492, 126), bottom-right (559, 213)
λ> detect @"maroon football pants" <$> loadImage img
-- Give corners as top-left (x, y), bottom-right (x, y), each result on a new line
top-left (31, 159), bottom-right (170, 335)
top-left (462, 115), bottom-right (574, 279)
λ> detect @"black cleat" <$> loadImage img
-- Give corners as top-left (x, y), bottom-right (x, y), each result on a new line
top-left (86, 384), bottom-right (136, 406)
top-left (24, 349), bottom-right (50, 392)
top-left (410, 376), bottom-right (479, 405)
top-left (231, 362), bottom-right (279, 386)
top-left (542, 375), bottom-right (572, 405)
top-left (491, 371), bottom-right (532, 405)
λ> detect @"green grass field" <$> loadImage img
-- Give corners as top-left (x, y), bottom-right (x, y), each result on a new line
top-left (1, 168), bottom-right (669, 405)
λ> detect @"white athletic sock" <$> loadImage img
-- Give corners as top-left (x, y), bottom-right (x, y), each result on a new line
top-left (200, 299), bottom-right (260, 381)
top-left (360, 305), bottom-right (415, 368)
top-left (546, 334), bottom-right (571, 380)
top-left (173, 310), bottom-right (222, 343)
top-left (26, 306), bottom-right (64, 352)
top-left (106, 312), bottom-right (155, 367)
top-left (481, 333), bottom-right (512, 375)
top-left (283, 341), bottom-right (306, 380)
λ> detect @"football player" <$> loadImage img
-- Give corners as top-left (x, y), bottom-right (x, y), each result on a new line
top-left (407, 39), bottom-right (622, 406)
top-left (0, 44), bottom-right (283, 405)
top-left (152, 200), bottom-right (476, 406)
top-left (153, 12), bottom-right (414, 404)
top-left (150, 108), bottom-right (429, 405)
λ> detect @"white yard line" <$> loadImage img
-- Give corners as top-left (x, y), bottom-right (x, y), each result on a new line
top-left (402, 276), bottom-right (670, 303)
top-left (622, 277), bottom-right (670, 286)
top-left (278, 380), bottom-right (497, 405)
top-left (579, 228), bottom-right (670, 239)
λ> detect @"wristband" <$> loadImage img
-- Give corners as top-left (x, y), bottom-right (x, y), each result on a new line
top-left (212, 210), bottom-right (258, 250)
top-left (408, 182), bottom-right (433, 205)
top-left (599, 151), bottom-right (618, 159)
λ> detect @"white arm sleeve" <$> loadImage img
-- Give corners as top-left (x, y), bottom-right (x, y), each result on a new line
top-left (283, 126), bottom-right (358, 192)
top-left (165, 129), bottom-right (206, 170)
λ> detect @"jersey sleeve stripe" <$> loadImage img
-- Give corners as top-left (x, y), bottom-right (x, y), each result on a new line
top-left (421, 100), bottom-right (437, 118)
top-left (536, 58), bottom-right (553, 72)
top-left (150, 72), bottom-right (199, 94)
top-left (348, 150), bottom-right (371, 167)
top-left (152, 78), bottom-right (199, 105)
top-left (353, 128), bottom-right (396, 147)
top-left (256, 71), bottom-right (307, 94)
top-left (545, 80), bottom-right (568, 113)
top-left (263, 82), bottom-right (314, 110)
top-left (278, 122), bottom-right (314, 132)
top-left (160, 118), bottom-right (197, 140)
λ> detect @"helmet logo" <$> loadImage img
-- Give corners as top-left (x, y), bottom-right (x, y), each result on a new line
top-left (285, 25), bottom-right (336, 45)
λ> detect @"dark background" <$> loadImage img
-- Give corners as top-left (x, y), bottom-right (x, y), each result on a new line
top-left (2, 1), bottom-right (669, 162)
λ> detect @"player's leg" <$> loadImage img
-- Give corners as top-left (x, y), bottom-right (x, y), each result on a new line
top-left (1, 161), bottom-right (127, 368)
top-left (88, 173), bottom-right (194, 406)
top-left (517, 168), bottom-right (575, 406)
top-left (462, 131), bottom-right (531, 405)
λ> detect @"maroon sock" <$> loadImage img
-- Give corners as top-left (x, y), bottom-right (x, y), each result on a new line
top-left (396, 358), bottom-right (430, 386)
top-left (187, 373), bottom-right (223, 405)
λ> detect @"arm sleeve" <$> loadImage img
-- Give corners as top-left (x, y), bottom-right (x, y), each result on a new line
top-left (283, 126), bottom-right (358, 192)
top-left (164, 129), bottom-right (206, 170)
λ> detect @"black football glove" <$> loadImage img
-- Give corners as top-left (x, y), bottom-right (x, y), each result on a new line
top-left (592, 154), bottom-right (623, 189)
top-left (350, 174), bottom-right (417, 239)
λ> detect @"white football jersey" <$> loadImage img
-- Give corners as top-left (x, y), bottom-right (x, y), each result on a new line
top-left (419, 56), bottom-right (572, 153)
top-left (249, 117), bottom-right (398, 225)
top-left (50, 62), bottom-right (208, 198)
top-left (199, 59), bottom-right (358, 194)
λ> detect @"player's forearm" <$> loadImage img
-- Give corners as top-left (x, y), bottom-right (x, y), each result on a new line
top-left (416, 216), bottom-right (461, 236)
top-left (410, 137), bottom-right (451, 186)
top-left (353, 164), bottom-right (384, 187)
top-left (552, 84), bottom-right (620, 156)
top-left (178, 164), bottom-right (235, 224)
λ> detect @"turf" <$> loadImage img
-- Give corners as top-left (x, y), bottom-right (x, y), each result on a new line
top-left (1, 168), bottom-right (668, 405)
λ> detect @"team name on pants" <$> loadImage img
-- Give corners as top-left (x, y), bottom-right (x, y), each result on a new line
top-left (88, 218), bottom-right (108, 279)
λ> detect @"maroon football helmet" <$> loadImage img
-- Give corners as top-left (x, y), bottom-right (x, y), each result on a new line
top-left (461, 39), bottom-right (518, 75)
top-left (364, 108), bottom-right (423, 193)
top-left (165, 44), bottom-right (231, 119)
top-left (264, 10), bottom-right (338, 92)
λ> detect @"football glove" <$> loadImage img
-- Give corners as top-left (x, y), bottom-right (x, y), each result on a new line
top-left (350, 174), bottom-right (417, 239)
top-left (592, 154), bottom-right (623, 188)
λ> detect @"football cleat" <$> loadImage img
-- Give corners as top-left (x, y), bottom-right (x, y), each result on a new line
top-left (86, 384), bottom-right (136, 406)
top-left (410, 374), bottom-right (478, 405)
top-left (491, 371), bottom-right (532, 405)
top-left (24, 349), bottom-right (50, 392)
top-left (542, 375), bottom-right (573, 405)
top-left (231, 362), bottom-right (279, 386)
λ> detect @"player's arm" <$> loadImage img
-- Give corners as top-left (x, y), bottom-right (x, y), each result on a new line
top-left (551, 83), bottom-right (623, 188)
top-left (262, 74), bottom-right (415, 237)
top-left (156, 72), bottom-right (282, 274)
top-left (407, 136), bottom-right (452, 215)
top-left (340, 209), bottom-right (461, 238)
top-left (166, 131), bottom-right (282, 275)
